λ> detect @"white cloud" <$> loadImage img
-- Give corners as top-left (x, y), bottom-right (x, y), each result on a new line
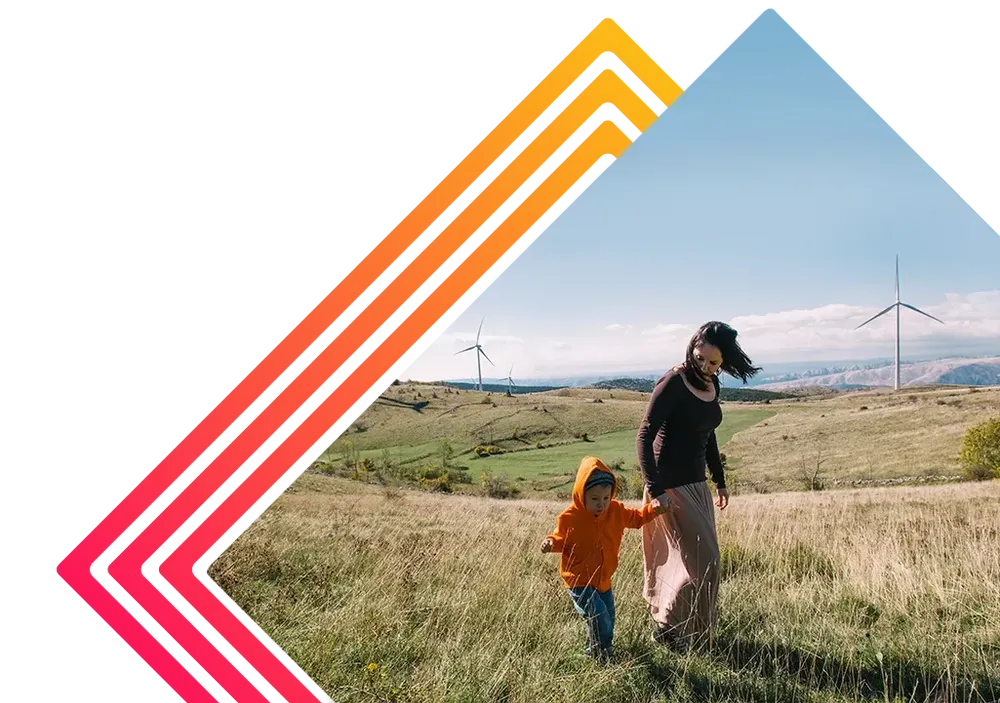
top-left (605, 323), bottom-right (633, 333)
top-left (731, 303), bottom-right (863, 331)
top-left (730, 290), bottom-right (1000, 359)
top-left (640, 323), bottom-right (693, 339)
top-left (434, 331), bottom-right (525, 347)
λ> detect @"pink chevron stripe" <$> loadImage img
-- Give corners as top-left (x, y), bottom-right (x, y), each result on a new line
top-left (57, 551), bottom-right (218, 702)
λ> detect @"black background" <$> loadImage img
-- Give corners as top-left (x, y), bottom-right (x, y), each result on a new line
top-left (45, 1), bottom-right (998, 701)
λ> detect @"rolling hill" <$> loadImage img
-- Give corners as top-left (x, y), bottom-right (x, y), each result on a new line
top-left (311, 381), bottom-right (1000, 496)
top-left (590, 377), bottom-right (801, 402)
top-left (758, 357), bottom-right (1000, 390)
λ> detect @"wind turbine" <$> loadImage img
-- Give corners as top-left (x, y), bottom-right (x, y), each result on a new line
top-left (454, 318), bottom-right (494, 391)
top-left (854, 256), bottom-right (944, 391)
top-left (505, 364), bottom-right (517, 397)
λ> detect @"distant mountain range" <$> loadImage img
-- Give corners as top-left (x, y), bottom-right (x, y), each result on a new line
top-left (590, 378), bottom-right (798, 402)
top-left (756, 357), bottom-right (1000, 390)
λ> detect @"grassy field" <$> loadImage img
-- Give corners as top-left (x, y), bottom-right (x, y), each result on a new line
top-left (335, 384), bottom-right (649, 452)
top-left (723, 385), bottom-right (1000, 489)
top-left (212, 474), bottom-right (1000, 703)
top-left (477, 411), bottom-right (772, 489)
top-left (315, 383), bottom-right (1000, 496)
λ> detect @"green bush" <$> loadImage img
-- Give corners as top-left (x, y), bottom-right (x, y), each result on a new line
top-left (474, 445), bottom-right (505, 458)
top-left (450, 469), bottom-right (473, 485)
top-left (420, 464), bottom-right (443, 480)
top-left (420, 474), bottom-right (452, 493)
top-left (481, 472), bottom-right (519, 499)
top-left (959, 417), bottom-right (1000, 480)
top-left (612, 471), bottom-right (645, 500)
top-left (311, 460), bottom-right (337, 476)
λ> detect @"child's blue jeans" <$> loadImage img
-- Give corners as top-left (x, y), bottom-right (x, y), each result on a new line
top-left (568, 586), bottom-right (615, 659)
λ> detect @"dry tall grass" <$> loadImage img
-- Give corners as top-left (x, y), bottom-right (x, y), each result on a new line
top-left (212, 474), bottom-right (1000, 703)
top-left (724, 386), bottom-right (1000, 486)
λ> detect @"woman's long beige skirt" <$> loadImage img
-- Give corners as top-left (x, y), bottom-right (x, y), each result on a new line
top-left (642, 481), bottom-right (721, 640)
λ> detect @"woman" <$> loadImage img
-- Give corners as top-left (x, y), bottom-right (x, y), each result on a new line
top-left (635, 321), bottom-right (760, 651)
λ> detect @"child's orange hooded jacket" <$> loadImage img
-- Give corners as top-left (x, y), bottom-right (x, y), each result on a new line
top-left (546, 457), bottom-right (659, 592)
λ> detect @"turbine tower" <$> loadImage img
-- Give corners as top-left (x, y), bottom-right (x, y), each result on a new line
top-left (454, 318), bottom-right (494, 391)
top-left (505, 364), bottom-right (517, 397)
top-left (854, 256), bottom-right (944, 391)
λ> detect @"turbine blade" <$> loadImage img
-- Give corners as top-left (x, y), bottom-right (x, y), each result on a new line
top-left (479, 348), bottom-right (495, 366)
top-left (477, 318), bottom-right (484, 345)
top-left (900, 302), bottom-right (944, 324)
top-left (855, 303), bottom-right (897, 330)
top-left (454, 346), bottom-right (476, 355)
top-left (895, 255), bottom-right (900, 300)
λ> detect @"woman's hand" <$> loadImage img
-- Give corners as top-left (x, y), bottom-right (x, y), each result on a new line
top-left (715, 488), bottom-right (730, 511)
top-left (650, 497), bottom-right (670, 515)
top-left (540, 538), bottom-right (554, 554)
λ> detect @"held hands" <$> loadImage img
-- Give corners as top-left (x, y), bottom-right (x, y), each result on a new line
top-left (650, 498), bottom-right (670, 515)
top-left (540, 537), bottom-right (554, 554)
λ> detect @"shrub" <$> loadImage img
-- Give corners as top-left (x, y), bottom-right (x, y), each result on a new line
top-left (481, 472), bottom-right (519, 499)
top-left (450, 469), bottom-right (473, 484)
top-left (438, 440), bottom-right (455, 469)
top-left (474, 445), bottom-right (505, 458)
top-left (377, 449), bottom-right (396, 474)
top-left (800, 451), bottom-right (826, 491)
top-left (339, 439), bottom-right (361, 468)
top-left (311, 459), bottom-right (337, 476)
top-left (613, 471), bottom-right (644, 501)
top-left (420, 474), bottom-right (452, 493)
top-left (959, 417), bottom-right (1000, 479)
top-left (420, 464), bottom-right (443, 480)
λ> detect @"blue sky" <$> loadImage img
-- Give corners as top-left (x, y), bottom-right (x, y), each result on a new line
top-left (404, 10), bottom-right (1000, 381)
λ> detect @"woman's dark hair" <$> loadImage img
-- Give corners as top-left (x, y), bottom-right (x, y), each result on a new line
top-left (683, 321), bottom-right (761, 391)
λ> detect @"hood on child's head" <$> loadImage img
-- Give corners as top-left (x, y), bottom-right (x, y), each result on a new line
top-left (572, 456), bottom-right (617, 510)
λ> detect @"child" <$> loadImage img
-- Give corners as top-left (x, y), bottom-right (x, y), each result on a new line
top-left (541, 456), bottom-right (668, 661)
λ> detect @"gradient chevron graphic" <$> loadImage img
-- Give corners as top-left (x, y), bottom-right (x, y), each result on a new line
top-left (57, 18), bottom-right (682, 703)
